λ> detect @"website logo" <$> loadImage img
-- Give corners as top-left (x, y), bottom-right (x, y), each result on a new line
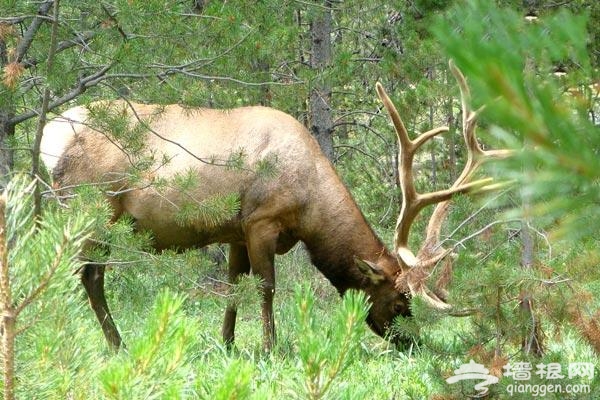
top-left (446, 359), bottom-right (499, 397)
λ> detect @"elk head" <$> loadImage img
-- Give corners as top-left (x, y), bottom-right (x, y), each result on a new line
top-left (377, 60), bottom-right (511, 315)
top-left (354, 257), bottom-right (412, 339)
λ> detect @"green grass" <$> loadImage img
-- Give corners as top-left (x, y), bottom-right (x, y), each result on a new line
top-left (3, 176), bottom-right (597, 400)
top-left (8, 244), bottom-right (599, 399)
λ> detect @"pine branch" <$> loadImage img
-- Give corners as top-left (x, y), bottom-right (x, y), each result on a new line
top-left (22, 30), bottom-right (96, 69)
top-left (32, 0), bottom-right (61, 220)
top-left (13, 234), bottom-right (68, 317)
top-left (9, 63), bottom-right (114, 125)
top-left (14, 1), bottom-right (54, 63)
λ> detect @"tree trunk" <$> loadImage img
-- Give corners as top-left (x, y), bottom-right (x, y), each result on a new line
top-left (520, 184), bottom-right (544, 356)
top-left (308, 1), bottom-right (334, 161)
top-left (0, 114), bottom-right (14, 185)
top-left (444, 93), bottom-right (456, 181)
top-left (429, 104), bottom-right (437, 187)
top-left (253, 58), bottom-right (272, 106)
top-left (427, 68), bottom-right (437, 187)
top-left (0, 38), bottom-right (15, 187)
top-left (0, 194), bottom-right (16, 400)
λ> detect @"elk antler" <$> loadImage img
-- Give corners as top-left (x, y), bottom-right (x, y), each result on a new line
top-left (377, 60), bottom-right (512, 309)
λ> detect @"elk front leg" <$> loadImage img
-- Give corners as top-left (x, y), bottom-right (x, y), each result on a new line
top-left (222, 243), bottom-right (251, 349)
top-left (81, 264), bottom-right (122, 351)
top-left (245, 220), bottom-right (278, 352)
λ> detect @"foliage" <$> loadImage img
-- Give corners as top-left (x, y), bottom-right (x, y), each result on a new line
top-left (99, 291), bottom-right (198, 399)
top-left (0, 175), bottom-right (94, 400)
top-left (434, 0), bottom-right (599, 241)
top-left (292, 286), bottom-right (369, 400)
top-left (1, 1), bottom-right (599, 399)
top-left (412, 3), bottom-right (600, 397)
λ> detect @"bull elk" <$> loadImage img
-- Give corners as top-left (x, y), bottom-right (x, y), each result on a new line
top-left (40, 61), bottom-right (508, 351)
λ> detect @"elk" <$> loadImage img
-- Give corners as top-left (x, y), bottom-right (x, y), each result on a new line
top-left (40, 61), bottom-right (507, 351)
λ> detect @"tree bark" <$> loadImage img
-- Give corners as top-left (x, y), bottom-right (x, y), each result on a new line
top-left (0, 194), bottom-right (15, 400)
top-left (0, 1), bottom-right (55, 187)
top-left (520, 175), bottom-right (544, 356)
top-left (444, 90), bottom-right (457, 181)
top-left (32, 0), bottom-right (61, 220)
top-left (0, 38), bottom-right (15, 187)
top-left (253, 58), bottom-right (272, 106)
top-left (429, 104), bottom-right (437, 187)
top-left (308, 1), bottom-right (334, 161)
top-left (520, 52), bottom-right (544, 356)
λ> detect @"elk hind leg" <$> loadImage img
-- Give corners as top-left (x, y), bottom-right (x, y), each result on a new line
top-left (81, 264), bottom-right (122, 351)
top-left (222, 243), bottom-right (251, 349)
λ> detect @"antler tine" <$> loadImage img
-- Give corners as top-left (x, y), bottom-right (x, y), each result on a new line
top-left (377, 82), bottom-right (451, 271)
top-left (419, 60), bottom-right (515, 258)
top-left (419, 61), bottom-right (486, 256)
top-left (376, 82), bottom-right (418, 270)
top-left (410, 283), bottom-right (452, 310)
top-left (382, 60), bottom-right (512, 310)
top-left (449, 60), bottom-right (484, 178)
top-left (376, 82), bottom-right (412, 150)
top-left (447, 61), bottom-right (513, 170)
top-left (395, 255), bottom-right (452, 309)
top-left (376, 82), bottom-right (451, 154)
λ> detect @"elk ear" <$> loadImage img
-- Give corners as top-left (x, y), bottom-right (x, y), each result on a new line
top-left (355, 258), bottom-right (386, 285)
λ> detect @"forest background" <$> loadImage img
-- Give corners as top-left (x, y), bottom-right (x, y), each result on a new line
top-left (0, 0), bottom-right (599, 399)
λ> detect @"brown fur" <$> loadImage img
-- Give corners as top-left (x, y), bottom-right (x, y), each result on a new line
top-left (42, 101), bottom-right (410, 351)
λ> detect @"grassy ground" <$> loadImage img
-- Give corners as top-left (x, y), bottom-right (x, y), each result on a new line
top-left (8, 243), bottom-right (599, 399)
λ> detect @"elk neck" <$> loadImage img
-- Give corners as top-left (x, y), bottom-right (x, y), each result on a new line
top-left (299, 160), bottom-right (400, 294)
